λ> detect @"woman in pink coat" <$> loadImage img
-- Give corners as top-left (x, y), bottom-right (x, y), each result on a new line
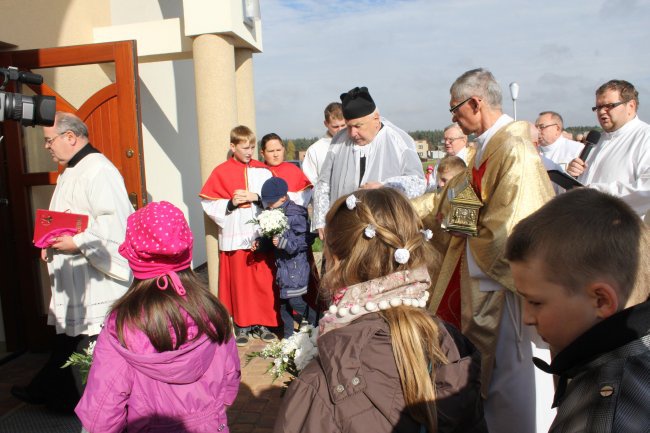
top-left (76, 201), bottom-right (240, 432)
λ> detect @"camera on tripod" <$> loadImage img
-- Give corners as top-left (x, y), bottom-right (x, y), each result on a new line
top-left (0, 66), bottom-right (56, 127)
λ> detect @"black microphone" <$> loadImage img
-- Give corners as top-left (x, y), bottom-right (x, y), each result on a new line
top-left (578, 130), bottom-right (601, 162)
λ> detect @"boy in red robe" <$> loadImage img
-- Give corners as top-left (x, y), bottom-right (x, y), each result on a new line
top-left (200, 125), bottom-right (279, 346)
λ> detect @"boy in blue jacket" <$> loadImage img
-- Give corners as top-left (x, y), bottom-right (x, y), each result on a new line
top-left (259, 177), bottom-right (317, 338)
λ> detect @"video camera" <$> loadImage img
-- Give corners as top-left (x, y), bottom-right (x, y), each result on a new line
top-left (0, 67), bottom-right (56, 127)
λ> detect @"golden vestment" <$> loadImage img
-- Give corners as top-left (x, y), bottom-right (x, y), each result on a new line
top-left (414, 120), bottom-right (554, 395)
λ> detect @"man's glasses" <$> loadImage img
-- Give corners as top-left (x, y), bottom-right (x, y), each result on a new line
top-left (449, 97), bottom-right (472, 114)
top-left (441, 137), bottom-right (465, 144)
top-left (43, 132), bottom-right (67, 146)
top-left (535, 123), bottom-right (557, 130)
top-left (591, 101), bottom-right (627, 112)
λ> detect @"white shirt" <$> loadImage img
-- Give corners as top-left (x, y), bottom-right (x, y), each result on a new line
top-left (539, 136), bottom-right (584, 171)
top-left (201, 166), bottom-right (272, 251)
top-left (578, 116), bottom-right (650, 220)
top-left (47, 153), bottom-right (132, 336)
top-left (302, 135), bottom-right (332, 186)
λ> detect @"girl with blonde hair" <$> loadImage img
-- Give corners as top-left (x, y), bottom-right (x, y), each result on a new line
top-left (274, 188), bottom-right (487, 433)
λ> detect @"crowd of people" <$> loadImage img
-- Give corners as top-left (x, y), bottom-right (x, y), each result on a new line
top-left (10, 66), bottom-right (649, 433)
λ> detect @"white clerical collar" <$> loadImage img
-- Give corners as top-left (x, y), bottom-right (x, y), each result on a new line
top-left (475, 114), bottom-right (513, 166)
top-left (540, 136), bottom-right (563, 154)
top-left (603, 115), bottom-right (640, 140)
top-left (455, 146), bottom-right (469, 163)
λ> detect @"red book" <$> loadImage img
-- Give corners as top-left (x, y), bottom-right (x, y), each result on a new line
top-left (33, 209), bottom-right (88, 247)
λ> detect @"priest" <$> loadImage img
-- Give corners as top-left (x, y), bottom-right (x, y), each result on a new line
top-left (418, 68), bottom-right (556, 433)
top-left (312, 86), bottom-right (425, 235)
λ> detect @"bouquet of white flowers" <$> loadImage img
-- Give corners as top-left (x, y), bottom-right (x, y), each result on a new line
top-left (61, 340), bottom-right (96, 384)
top-left (246, 324), bottom-right (319, 382)
top-left (248, 208), bottom-right (288, 238)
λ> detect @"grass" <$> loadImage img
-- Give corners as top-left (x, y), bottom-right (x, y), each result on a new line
top-left (312, 237), bottom-right (322, 252)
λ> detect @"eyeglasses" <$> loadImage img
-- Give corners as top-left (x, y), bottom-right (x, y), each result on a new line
top-left (441, 136), bottom-right (465, 144)
top-left (591, 101), bottom-right (627, 112)
top-left (535, 123), bottom-right (558, 130)
top-left (43, 131), bottom-right (68, 146)
top-left (449, 97), bottom-right (472, 114)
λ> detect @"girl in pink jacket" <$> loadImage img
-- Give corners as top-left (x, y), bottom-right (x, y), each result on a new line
top-left (76, 201), bottom-right (240, 432)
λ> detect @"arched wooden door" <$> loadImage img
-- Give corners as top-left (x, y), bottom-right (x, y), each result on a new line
top-left (0, 40), bottom-right (146, 351)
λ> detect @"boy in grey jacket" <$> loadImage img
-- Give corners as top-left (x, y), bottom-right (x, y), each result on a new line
top-left (506, 188), bottom-right (650, 433)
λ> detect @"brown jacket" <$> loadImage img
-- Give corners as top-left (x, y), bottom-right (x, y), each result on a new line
top-left (273, 313), bottom-right (487, 433)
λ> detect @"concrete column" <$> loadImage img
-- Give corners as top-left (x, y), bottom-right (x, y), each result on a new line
top-left (193, 34), bottom-right (237, 294)
top-left (234, 48), bottom-right (256, 135)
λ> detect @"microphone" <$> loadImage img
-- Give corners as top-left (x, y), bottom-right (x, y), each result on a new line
top-left (578, 130), bottom-right (601, 162)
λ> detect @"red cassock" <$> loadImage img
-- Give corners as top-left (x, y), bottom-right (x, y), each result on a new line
top-left (267, 162), bottom-right (312, 194)
top-left (200, 157), bottom-right (279, 327)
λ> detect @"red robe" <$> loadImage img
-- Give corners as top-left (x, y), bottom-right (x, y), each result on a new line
top-left (267, 162), bottom-right (312, 193)
top-left (200, 157), bottom-right (279, 327)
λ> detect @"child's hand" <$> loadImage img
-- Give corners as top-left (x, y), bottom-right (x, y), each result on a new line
top-left (272, 236), bottom-right (280, 247)
top-left (251, 240), bottom-right (259, 251)
top-left (233, 189), bottom-right (258, 206)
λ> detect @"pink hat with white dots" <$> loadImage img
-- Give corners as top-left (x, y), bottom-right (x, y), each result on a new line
top-left (119, 201), bottom-right (193, 296)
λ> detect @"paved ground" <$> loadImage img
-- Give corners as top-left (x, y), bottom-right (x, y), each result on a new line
top-left (0, 338), bottom-right (286, 432)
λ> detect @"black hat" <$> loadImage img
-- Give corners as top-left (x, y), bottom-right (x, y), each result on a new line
top-left (340, 86), bottom-right (376, 120)
top-left (261, 177), bottom-right (289, 205)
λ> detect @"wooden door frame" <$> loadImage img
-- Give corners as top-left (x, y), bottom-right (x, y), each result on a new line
top-left (0, 41), bottom-right (145, 351)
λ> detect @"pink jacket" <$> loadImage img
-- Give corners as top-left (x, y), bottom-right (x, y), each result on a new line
top-left (75, 313), bottom-right (240, 433)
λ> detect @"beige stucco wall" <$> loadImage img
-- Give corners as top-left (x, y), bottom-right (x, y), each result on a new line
top-left (0, 0), bottom-right (261, 289)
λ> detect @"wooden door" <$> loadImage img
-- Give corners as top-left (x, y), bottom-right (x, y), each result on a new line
top-left (0, 41), bottom-right (145, 351)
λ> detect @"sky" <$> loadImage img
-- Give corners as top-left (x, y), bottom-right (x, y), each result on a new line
top-left (252, 0), bottom-right (650, 139)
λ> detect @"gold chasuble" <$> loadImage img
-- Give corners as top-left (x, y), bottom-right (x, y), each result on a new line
top-left (416, 120), bottom-right (554, 395)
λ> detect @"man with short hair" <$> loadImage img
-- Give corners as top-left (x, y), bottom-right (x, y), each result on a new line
top-left (535, 111), bottom-right (584, 170)
top-left (313, 86), bottom-right (425, 234)
top-left (302, 102), bottom-right (347, 186)
top-left (427, 68), bottom-right (555, 433)
top-left (11, 112), bottom-right (132, 412)
top-left (442, 123), bottom-right (472, 163)
top-left (567, 79), bottom-right (650, 221)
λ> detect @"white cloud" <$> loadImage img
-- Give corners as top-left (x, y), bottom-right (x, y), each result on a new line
top-left (254, 0), bottom-right (650, 138)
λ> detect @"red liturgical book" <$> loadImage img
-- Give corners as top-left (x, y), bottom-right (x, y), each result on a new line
top-left (33, 209), bottom-right (88, 247)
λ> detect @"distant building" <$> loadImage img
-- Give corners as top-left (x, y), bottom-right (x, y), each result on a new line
top-left (415, 139), bottom-right (428, 159)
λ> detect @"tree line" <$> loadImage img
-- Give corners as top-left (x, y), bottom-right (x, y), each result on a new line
top-left (278, 125), bottom-right (599, 159)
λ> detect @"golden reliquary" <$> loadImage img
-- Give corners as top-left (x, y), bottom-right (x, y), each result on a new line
top-left (441, 177), bottom-right (483, 236)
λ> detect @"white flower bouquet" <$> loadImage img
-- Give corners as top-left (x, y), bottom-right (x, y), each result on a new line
top-left (248, 208), bottom-right (289, 238)
top-left (61, 340), bottom-right (96, 384)
top-left (246, 324), bottom-right (319, 382)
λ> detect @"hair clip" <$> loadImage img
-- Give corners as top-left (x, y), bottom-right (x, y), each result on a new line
top-left (345, 194), bottom-right (358, 210)
top-left (364, 224), bottom-right (376, 238)
top-left (394, 248), bottom-right (410, 264)
top-left (421, 229), bottom-right (433, 241)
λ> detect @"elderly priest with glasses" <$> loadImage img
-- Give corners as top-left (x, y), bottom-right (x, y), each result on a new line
top-left (567, 79), bottom-right (650, 221)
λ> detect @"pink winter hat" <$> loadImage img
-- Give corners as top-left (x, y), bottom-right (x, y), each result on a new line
top-left (119, 201), bottom-right (193, 295)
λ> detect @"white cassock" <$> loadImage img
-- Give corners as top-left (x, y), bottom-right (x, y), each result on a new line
top-left (302, 135), bottom-right (332, 186)
top-left (578, 116), bottom-right (650, 221)
top-left (47, 152), bottom-right (132, 337)
top-left (313, 118), bottom-right (425, 228)
top-left (539, 136), bottom-right (584, 171)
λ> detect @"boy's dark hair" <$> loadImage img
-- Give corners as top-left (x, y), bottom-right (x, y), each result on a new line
top-left (260, 132), bottom-right (283, 151)
top-left (506, 189), bottom-right (642, 302)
